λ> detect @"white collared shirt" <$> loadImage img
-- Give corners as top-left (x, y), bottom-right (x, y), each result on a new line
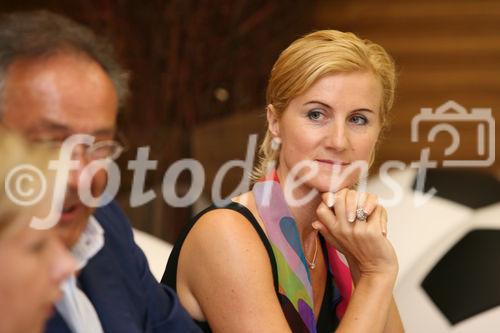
top-left (56, 216), bottom-right (105, 333)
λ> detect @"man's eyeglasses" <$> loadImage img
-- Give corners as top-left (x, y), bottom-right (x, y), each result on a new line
top-left (38, 137), bottom-right (126, 162)
top-left (80, 140), bottom-right (124, 161)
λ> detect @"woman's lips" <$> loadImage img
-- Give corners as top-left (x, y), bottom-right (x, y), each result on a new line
top-left (45, 304), bottom-right (55, 317)
top-left (48, 288), bottom-right (63, 313)
top-left (45, 291), bottom-right (61, 317)
top-left (315, 159), bottom-right (350, 166)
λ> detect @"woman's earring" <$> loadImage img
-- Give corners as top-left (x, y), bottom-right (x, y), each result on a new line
top-left (271, 137), bottom-right (282, 151)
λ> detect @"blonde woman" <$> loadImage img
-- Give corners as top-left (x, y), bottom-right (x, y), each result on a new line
top-left (0, 129), bottom-right (75, 333)
top-left (163, 30), bottom-right (404, 332)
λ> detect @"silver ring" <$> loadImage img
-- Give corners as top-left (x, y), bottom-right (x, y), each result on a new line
top-left (356, 208), bottom-right (368, 222)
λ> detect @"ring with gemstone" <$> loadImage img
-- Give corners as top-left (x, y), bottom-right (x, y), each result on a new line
top-left (356, 208), bottom-right (368, 222)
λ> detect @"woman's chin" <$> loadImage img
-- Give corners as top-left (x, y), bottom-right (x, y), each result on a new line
top-left (308, 175), bottom-right (358, 193)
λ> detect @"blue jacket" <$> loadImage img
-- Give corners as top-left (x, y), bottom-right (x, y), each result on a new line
top-left (45, 201), bottom-right (200, 333)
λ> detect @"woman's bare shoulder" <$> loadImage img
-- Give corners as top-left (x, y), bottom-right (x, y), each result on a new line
top-left (185, 194), bottom-right (263, 255)
top-left (177, 194), bottom-right (288, 331)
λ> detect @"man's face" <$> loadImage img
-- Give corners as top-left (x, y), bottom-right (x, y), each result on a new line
top-left (2, 53), bottom-right (119, 248)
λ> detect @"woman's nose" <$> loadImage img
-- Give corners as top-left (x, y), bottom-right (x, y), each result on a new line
top-left (325, 121), bottom-right (348, 151)
top-left (50, 237), bottom-right (76, 282)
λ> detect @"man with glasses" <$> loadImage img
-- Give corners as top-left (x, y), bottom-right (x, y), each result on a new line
top-left (0, 10), bottom-right (200, 333)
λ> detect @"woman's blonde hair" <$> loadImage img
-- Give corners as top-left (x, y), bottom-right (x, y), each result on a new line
top-left (252, 30), bottom-right (397, 180)
top-left (0, 128), bottom-right (55, 239)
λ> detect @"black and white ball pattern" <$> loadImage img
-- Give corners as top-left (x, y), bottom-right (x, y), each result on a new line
top-left (367, 168), bottom-right (500, 333)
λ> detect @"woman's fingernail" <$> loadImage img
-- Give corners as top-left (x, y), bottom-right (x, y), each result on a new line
top-left (325, 193), bottom-right (335, 208)
top-left (348, 213), bottom-right (356, 223)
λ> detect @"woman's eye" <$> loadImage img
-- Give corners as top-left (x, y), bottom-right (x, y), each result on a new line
top-left (350, 114), bottom-right (368, 126)
top-left (307, 110), bottom-right (324, 121)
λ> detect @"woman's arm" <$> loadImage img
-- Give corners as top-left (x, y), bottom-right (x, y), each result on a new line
top-left (337, 273), bottom-right (396, 333)
top-left (383, 297), bottom-right (405, 333)
top-left (177, 208), bottom-right (292, 333)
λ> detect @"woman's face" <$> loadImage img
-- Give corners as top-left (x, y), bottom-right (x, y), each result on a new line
top-left (270, 71), bottom-right (383, 195)
top-left (0, 219), bottom-right (75, 333)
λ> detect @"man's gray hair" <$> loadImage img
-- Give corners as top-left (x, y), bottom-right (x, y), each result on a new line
top-left (0, 10), bottom-right (129, 113)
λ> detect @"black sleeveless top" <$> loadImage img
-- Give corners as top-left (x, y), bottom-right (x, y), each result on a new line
top-left (162, 202), bottom-right (339, 332)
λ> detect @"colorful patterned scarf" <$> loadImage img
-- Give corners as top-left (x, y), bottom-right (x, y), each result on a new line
top-left (252, 172), bottom-right (352, 332)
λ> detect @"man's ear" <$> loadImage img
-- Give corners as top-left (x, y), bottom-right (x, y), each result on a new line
top-left (266, 104), bottom-right (279, 137)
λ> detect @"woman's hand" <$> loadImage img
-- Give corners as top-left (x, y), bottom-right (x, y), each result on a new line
top-left (313, 188), bottom-right (398, 284)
